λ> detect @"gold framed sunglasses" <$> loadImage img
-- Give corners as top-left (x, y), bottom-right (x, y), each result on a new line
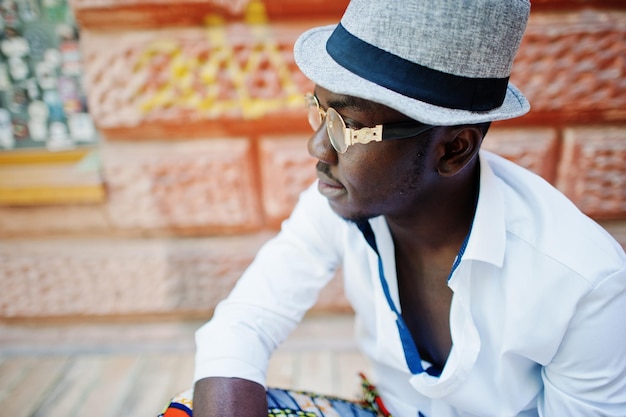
top-left (305, 92), bottom-right (435, 154)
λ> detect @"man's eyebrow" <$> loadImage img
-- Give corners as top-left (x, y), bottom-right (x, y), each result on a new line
top-left (316, 92), bottom-right (374, 112)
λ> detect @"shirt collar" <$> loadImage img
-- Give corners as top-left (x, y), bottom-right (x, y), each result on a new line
top-left (461, 151), bottom-right (506, 268)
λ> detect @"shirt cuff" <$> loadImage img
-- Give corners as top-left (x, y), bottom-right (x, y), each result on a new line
top-left (193, 356), bottom-right (267, 387)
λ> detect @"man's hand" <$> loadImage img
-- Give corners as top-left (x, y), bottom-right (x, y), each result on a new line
top-left (192, 377), bottom-right (268, 417)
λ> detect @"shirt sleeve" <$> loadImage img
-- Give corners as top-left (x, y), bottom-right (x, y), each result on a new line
top-left (540, 262), bottom-right (626, 416)
top-left (193, 183), bottom-right (345, 386)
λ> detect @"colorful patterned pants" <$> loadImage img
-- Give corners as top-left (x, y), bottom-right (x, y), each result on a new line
top-left (159, 387), bottom-right (381, 417)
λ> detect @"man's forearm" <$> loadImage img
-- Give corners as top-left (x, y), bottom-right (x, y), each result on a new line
top-left (192, 377), bottom-right (268, 417)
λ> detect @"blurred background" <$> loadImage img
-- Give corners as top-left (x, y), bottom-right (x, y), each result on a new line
top-left (0, 0), bottom-right (625, 415)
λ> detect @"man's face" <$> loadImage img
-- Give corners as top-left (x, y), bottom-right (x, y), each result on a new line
top-left (308, 86), bottom-right (442, 223)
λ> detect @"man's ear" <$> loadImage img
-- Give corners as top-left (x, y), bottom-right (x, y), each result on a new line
top-left (437, 126), bottom-right (483, 177)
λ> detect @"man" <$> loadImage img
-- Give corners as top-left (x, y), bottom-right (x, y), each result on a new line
top-left (161, 0), bottom-right (626, 416)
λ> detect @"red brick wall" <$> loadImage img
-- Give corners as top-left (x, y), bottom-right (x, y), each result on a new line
top-left (73, 0), bottom-right (626, 231)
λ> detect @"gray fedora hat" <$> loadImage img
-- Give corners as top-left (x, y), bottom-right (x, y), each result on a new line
top-left (294, 0), bottom-right (531, 126)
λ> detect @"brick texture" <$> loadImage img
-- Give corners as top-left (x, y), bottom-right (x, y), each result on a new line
top-left (0, 236), bottom-right (260, 317)
top-left (482, 128), bottom-right (560, 183)
top-left (101, 139), bottom-right (263, 234)
top-left (72, 0), bottom-right (250, 29)
top-left (509, 10), bottom-right (626, 123)
top-left (80, 24), bottom-right (314, 140)
top-left (557, 126), bottom-right (626, 219)
top-left (0, 234), bottom-right (350, 318)
top-left (259, 134), bottom-right (317, 226)
top-left (72, 0), bottom-right (351, 29)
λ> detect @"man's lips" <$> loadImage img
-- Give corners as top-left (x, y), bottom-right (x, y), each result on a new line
top-left (316, 170), bottom-right (345, 199)
top-left (316, 171), bottom-right (341, 187)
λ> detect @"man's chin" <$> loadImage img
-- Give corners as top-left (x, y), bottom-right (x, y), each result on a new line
top-left (327, 200), bottom-right (372, 225)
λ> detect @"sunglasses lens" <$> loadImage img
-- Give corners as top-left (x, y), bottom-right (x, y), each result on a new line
top-left (326, 108), bottom-right (348, 153)
top-left (305, 95), bottom-right (322, 131)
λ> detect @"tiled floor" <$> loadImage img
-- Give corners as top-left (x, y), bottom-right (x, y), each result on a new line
top-left (0, 314), bottom-right (370, 417)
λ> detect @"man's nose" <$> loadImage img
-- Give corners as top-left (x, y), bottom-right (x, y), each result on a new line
top-left (307, 125), bottom-right (338, 165)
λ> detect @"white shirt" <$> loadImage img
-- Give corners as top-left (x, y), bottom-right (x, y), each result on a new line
top-left (194, 151), bottom-right (626, 417)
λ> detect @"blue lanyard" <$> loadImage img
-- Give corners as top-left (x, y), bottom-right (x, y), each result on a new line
top-left (356, 220), bottom-right (470, 376)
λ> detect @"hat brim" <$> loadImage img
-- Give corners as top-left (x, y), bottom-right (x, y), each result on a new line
top-left (294, 25), bottom-right (530, 126)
